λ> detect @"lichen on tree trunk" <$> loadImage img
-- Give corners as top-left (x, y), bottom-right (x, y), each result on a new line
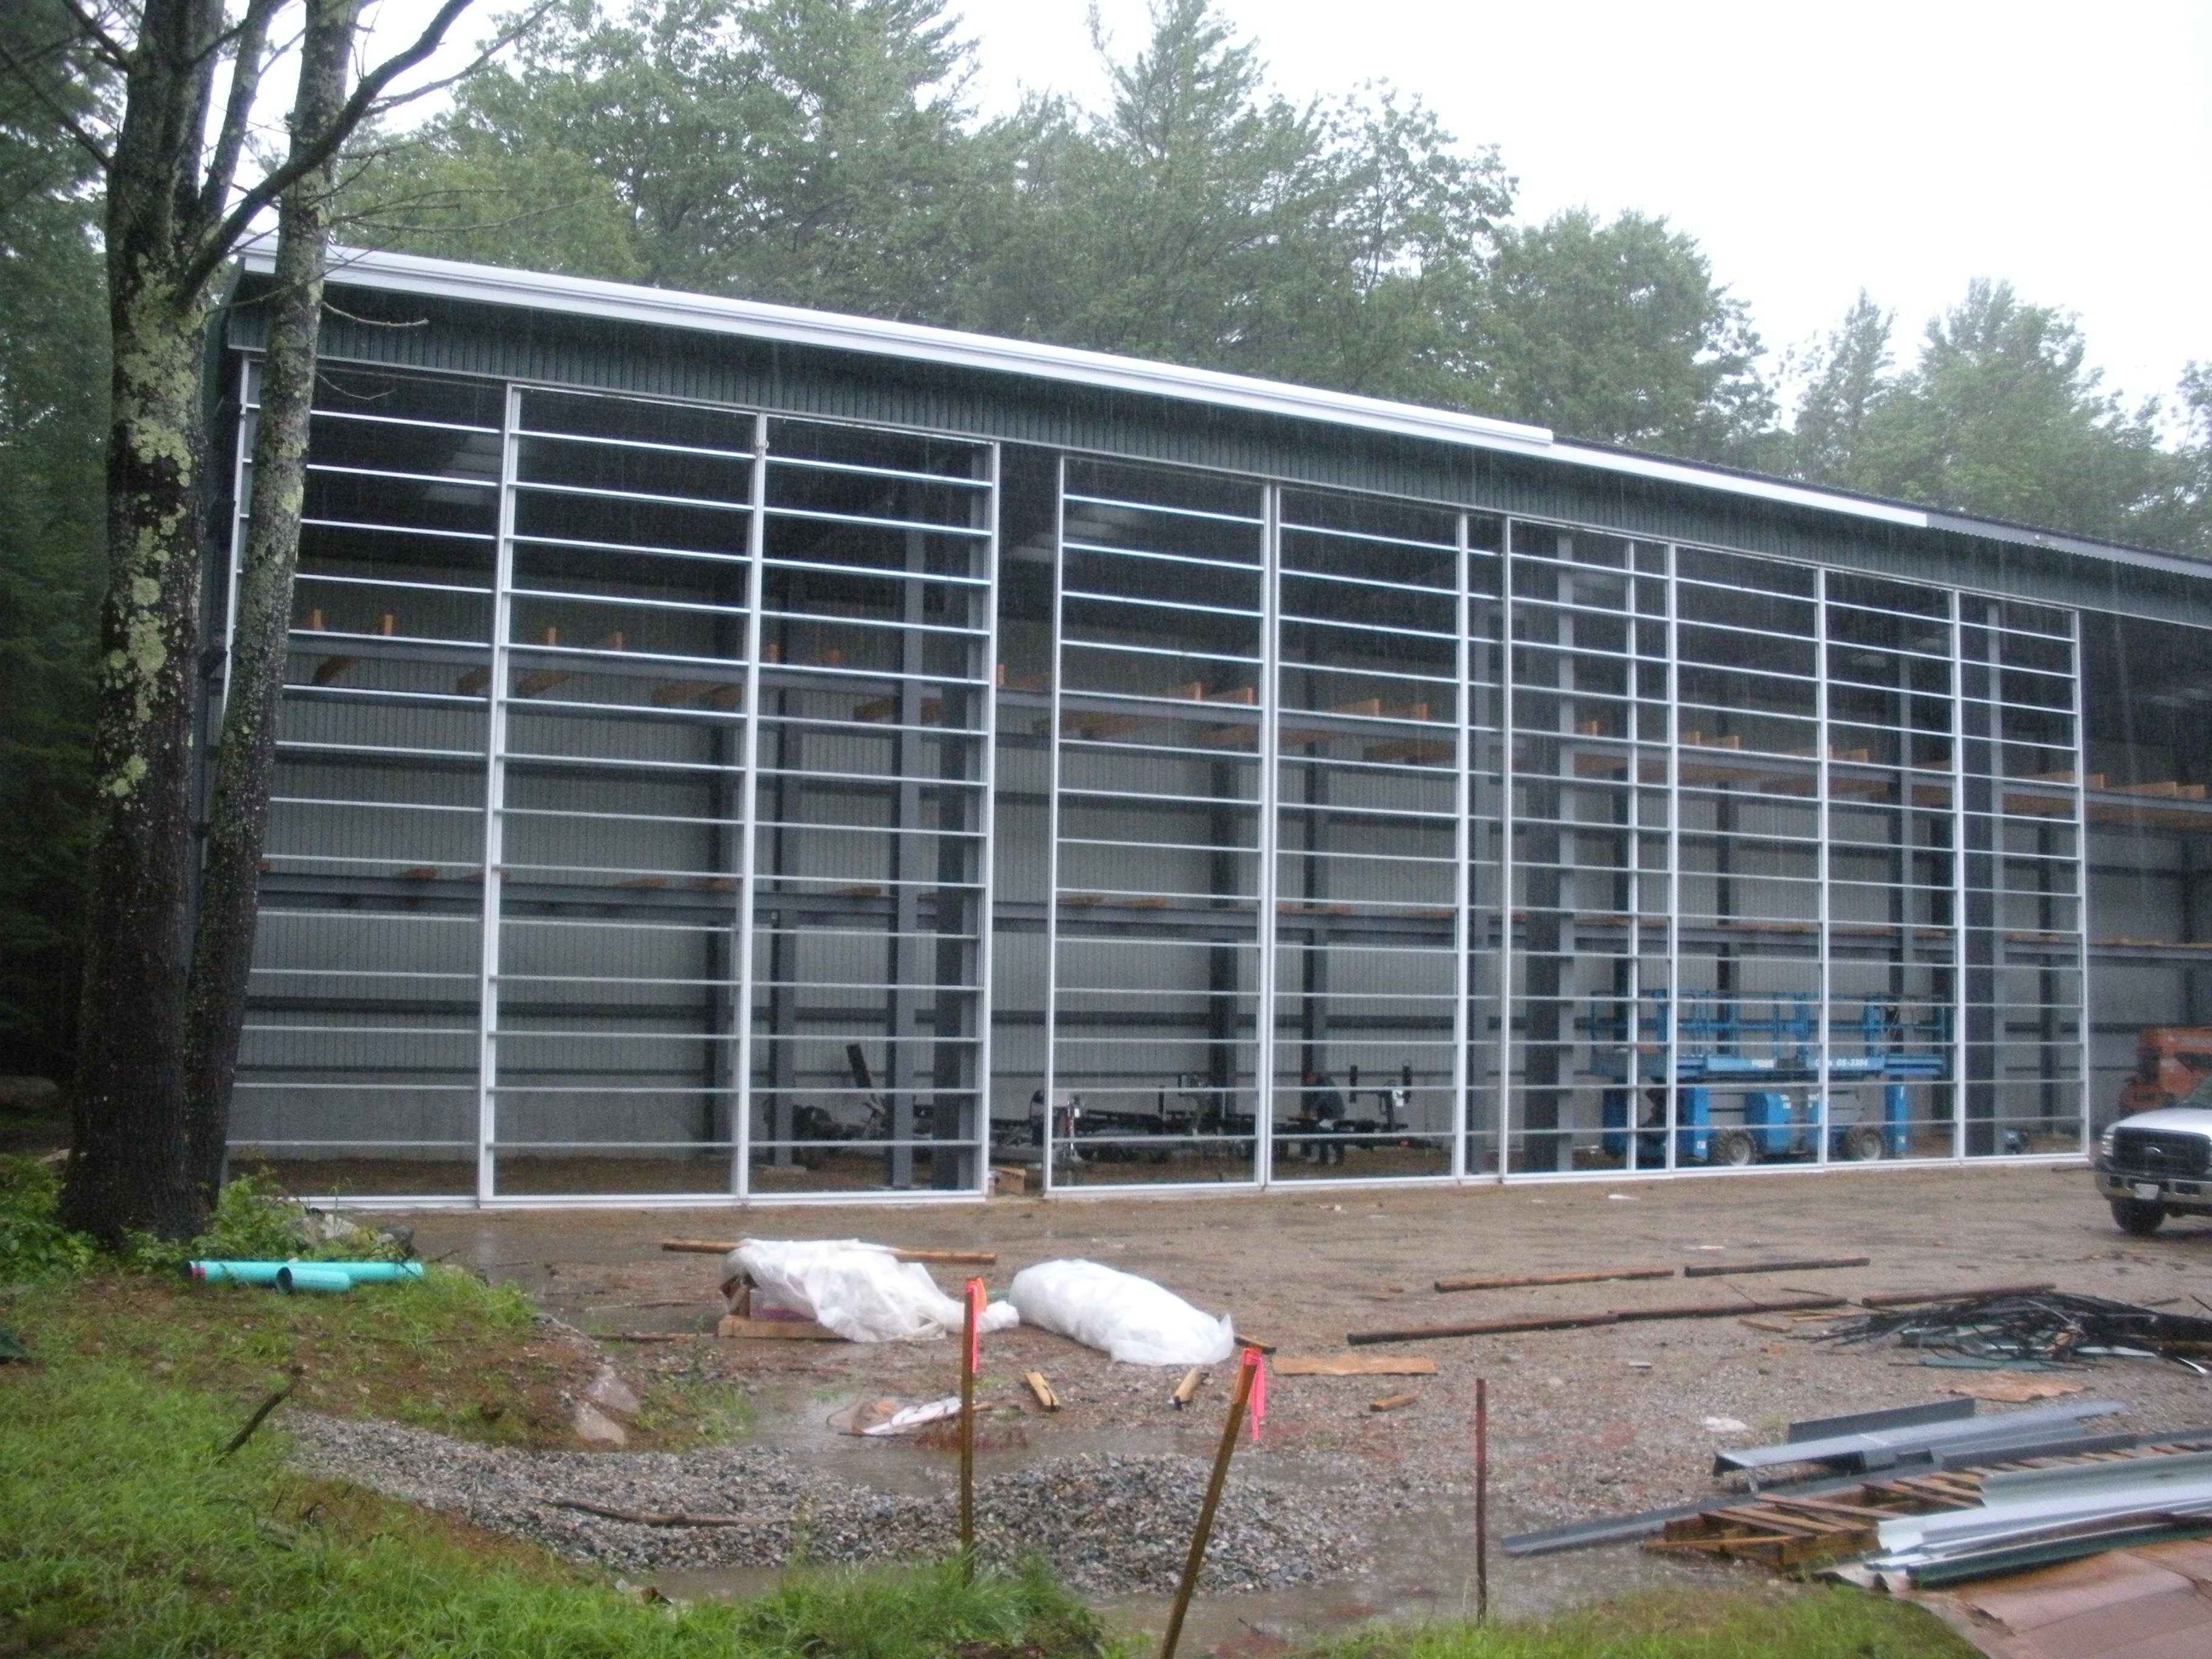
top-left (61, 264), bottom-right (212, 1245)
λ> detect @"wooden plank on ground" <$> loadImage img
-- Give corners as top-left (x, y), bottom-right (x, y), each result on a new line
top-left (1276, 1354), bottom-right (1440, 1376)
top-left (1857, 1282), bottom-right (2055, 1307)
top-left (716, 1314), bottom-right (843, 1341)
top-left (1681, 1255), bottom-right (1870, 1278)
top-left (1434, 1267), bottom-right (1674, 1293)
top-left (665, 1238), bottom-right (996, 1264)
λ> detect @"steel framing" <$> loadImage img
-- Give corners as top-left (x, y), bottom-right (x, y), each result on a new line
top-left (218, 344), bottom-right (2107, 1207)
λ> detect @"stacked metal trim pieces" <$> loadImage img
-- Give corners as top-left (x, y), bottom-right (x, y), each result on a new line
top-left (1863, 1450), bottom-right (2212, 1586)
top-left (1820, 1290), bottom-right (2212, 1368)
top-left (1714, 1397), bottom-right (2130, 1475)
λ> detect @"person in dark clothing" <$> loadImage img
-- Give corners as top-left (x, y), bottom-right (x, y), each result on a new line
top-left (1304, 1071), bottom-right (1349, 1164)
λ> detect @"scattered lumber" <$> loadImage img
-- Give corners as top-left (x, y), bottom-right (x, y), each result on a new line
top-left (1349, 1295), bottom-right (1844, 1347)
top-left (1681, 1256), bottom-right (1870, 1279)
top-left (1022, 1370), bottom-right (1059, 1411)
top-left (1350, 1312), bottom-right (1621, 1346)
top-left (1171, 1368), bottom-right (1205, 1408)
top-left (1369, 1392), bottom-right (1418, 1412)
top-left (1276, 1354), bottom-right (1439, 1376)
top-left (1435, 1267), bottom-right (1673, 1293)
top-left (1857, 1282), bottom-right (2054, 1309)
top-left (661, 1238), bottom-right (996, 1265)
top-left (1614, 1295), bottom-right (1847, 1324)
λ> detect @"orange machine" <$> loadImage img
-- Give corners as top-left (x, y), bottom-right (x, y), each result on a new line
top-left (2119, 1028), bottom-right (2212, 1114)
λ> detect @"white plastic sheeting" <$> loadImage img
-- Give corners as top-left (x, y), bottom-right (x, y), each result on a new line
top-left (1008, 1259), bottom-right (1235, 1366)
top-left (726, 1240), bottom-right (1019, 1343)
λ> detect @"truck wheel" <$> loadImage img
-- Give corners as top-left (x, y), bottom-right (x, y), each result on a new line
top-left (2111, 1198), bottom-right (2167, 1236)
top-left (1842, 1124), bottom-right (1885, 1162)
top-left (1711, 1128), bottom-right (1758, 1167)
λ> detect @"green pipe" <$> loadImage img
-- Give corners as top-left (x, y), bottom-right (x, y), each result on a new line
top-left (277, 1264), bottom-right (354, 1294)
top-left (190, 1261), bottom-right (423, 1285)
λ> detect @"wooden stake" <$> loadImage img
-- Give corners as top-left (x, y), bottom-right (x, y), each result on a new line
top-left (1475, 1376), bottom-right (1489, 1622)
top-left (1160, 1347), bottom-right (1261, 1659)
top-left (1171, 1367), bottom-right (1205, 1407)
top-left (960, 1278), bottom-right (982, 1577)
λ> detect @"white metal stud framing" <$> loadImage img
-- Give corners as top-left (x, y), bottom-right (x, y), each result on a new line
top-left (1253, 483), bottom-right (1282, 1188)
top-left (2068, 609), bottom-right (2091, 1157)
top-left (1450, 510), bottom-right (1473, 1181)
top-left (1949, 589), bottom-right (1970, 1161)
top-left (730, 412), bottom-right (769, 1199)
top-left (970, 441), bottom-right (1004, 1196)
top-left (474, 384), bottom-right (523, 1203)
top-left (1039, 455), bottom-right (1068, 1195)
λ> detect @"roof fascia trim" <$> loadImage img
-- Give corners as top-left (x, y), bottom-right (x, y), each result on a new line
top-left (247, 244), bottom-right (2208, 561)
top-left (1549, 441), bottom-right (1928, 529)
top-left (281, 244), bottom-right (1560, 452)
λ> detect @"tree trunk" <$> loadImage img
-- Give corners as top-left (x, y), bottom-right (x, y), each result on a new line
top-left (183, 0), bottom-right (364, 1207)
top-left (59, 0), bottom-right (228, 1245)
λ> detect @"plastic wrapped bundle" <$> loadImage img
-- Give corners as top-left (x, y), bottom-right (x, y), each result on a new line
top-left (1008, 1259), bottom-right (1235, 1366)
top-left (727, 1239), bottom-right (1019, 1343)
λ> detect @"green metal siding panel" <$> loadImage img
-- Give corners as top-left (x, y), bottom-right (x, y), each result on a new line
top-left (229, 272), bottom-right (2212, 629)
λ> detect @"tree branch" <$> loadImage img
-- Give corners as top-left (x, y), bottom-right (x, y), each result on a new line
top-left (364, 0), bottom-right (554, 118)
top-left (182, 0), bottom-right (483, 295)
top-left (0, 31), bottom-right (115, 169)
top-left (53, 0), bottom-right (130, 70)
top-left (196, 0), bottom-right (283, 223)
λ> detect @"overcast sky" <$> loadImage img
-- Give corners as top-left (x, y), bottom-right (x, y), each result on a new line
top-left (364, 0), bottom-right (2211, 418)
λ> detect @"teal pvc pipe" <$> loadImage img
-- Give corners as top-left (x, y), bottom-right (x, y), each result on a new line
top-left (277, 1264), bottom-right (354, 1294)
top-left (190, 1261), bottom-right (287, 1284)
top-left (190, 1260), bottom-right (423, 1285)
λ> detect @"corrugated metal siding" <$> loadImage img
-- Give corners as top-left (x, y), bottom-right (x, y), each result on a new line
top-left (228, 273), bottom-right (2212, 631)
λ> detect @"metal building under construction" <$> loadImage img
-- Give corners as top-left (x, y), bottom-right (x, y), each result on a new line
top-left (199, 246), bottom-right (2212, 1204)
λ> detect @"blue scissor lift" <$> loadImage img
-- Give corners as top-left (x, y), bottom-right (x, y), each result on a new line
top-left (1596, 992), bottom-right (1948, 1165)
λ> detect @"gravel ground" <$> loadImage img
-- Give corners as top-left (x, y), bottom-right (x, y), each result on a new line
top-left (377, 1164), bottom-right (2212, 1614)
top-left (287, 1410), bottom-right (1429, 1592)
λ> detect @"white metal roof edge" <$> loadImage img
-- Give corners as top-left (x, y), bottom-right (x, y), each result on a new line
top-left (249, 242), bottom-right (2001, 540)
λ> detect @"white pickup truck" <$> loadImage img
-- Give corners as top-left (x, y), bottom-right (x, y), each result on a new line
top-left (2095, 1077), bottom-right (2212, 1235)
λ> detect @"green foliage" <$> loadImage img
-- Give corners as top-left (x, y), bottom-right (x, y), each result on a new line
top-left (0, 0), bottom-right (110, 1082)
top-left (730, 1558), bottom-right (1117, 1659)
top-left (0, 1333), bottom-right (1120, 1658)
top-left (1318, 1583), bottom-right (1974, 1659)
top-left (0, 1154), bottom-right (96, 1282)
top-left (1472, 207), bottom-right (1774, 464)
top-left (1788, 280), bottom-right (2210, 555)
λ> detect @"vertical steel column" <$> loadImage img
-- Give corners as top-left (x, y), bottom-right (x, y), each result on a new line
top-left (216, 358), bottom-right (260, 722)
top-left (1814, 570), bottom-right (1833, 1164)
top-left (1494, 526), bottom-right (1515, 1181)
top-left (1253, 483), bottom-right (1282, 1188)
top-left (1451, 512), bottom-right (1472, 1181)
top-left (1948, 591), bottom-right (1969, 1161)
top-left (1662, 543), bottom-right (1683, 1171)
top-left (2066, 609), bottom-right (2090, 1156)
top-left (474, 384), bottom-right (522, 1204)
top-left (1040, 457), bottom-right (1068, 1193)
top-left (968, 444), bottom-right (1004, 1194)
top-left (730, 413), bottom-right (769, 1199)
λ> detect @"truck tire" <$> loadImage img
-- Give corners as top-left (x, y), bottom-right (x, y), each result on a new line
top-left (2111, 1198), bottom-right (2167, 1236)
top-left (1841, 1124), bottom-right (1885, 1162)
top-left (1711, 1128), bottom-right (1758, 1167)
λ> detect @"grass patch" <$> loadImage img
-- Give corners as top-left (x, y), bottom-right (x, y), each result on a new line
top-left (1319, 1583), bottom-right (1977, 1659)
top-left (0, 1333), bottom-right (1124, 1658)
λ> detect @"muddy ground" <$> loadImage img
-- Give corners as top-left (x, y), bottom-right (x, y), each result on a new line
top-left (397, 1162), bottom-right (2212, 1637)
